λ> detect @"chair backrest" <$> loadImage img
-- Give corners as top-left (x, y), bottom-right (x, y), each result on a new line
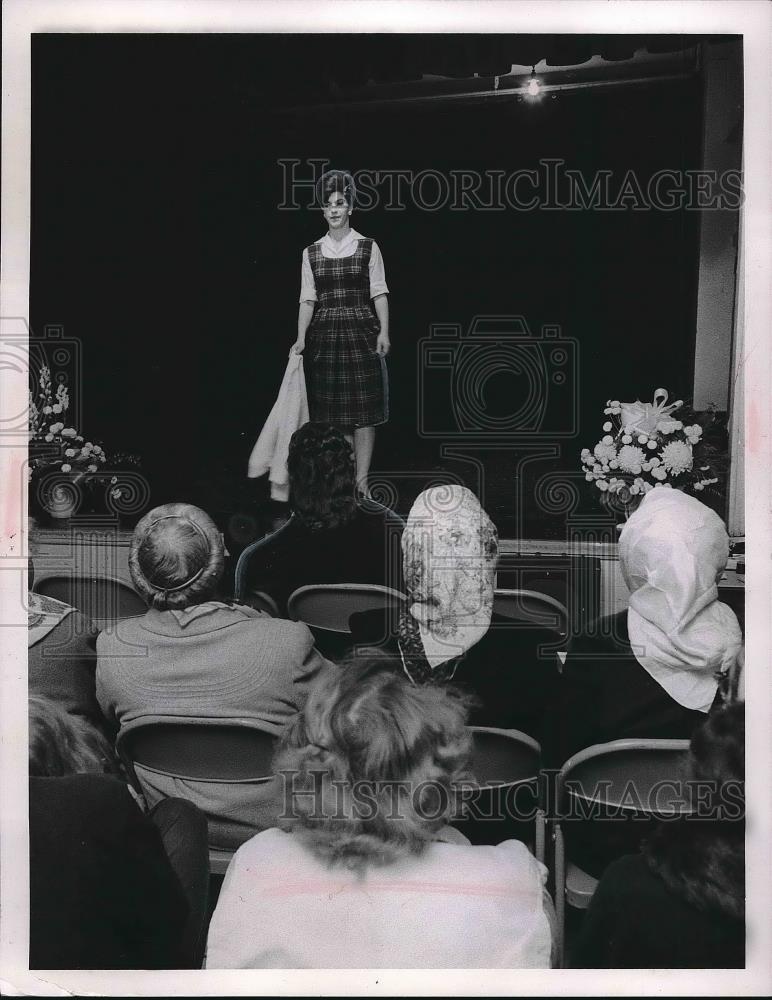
top-left (240, 590), bottom-right (280, 617)
top-left (287, 583), bottom-right (407, 635)
top-left (116, 716), bottom-right (277, 785)
top-left (33, 574), bottom-right (147, 624)
top-left (453, 727), bottom-right (542, 849)
top-left (557, 738), bottom-right (692, 818)
top-left (493, 588), bottom-right (568, 634)
top-left (468, 726), bottom-right (541, 787)
top-left (233, 515), bottom-right (295, 603)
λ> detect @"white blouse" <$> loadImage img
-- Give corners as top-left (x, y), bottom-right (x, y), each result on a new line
top-left (299, 229), bottom-right (389, 303)
top-left (205, 828), bottom-right (554, 969)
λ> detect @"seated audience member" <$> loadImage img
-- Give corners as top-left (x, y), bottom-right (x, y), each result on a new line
top-left (242, 422), bottom-right (405, 616)
top-left (96, 502), bottom-right (333, 847)
top-left (29, 696), bottom-right (208, 969)
top-left (348, 485), bottom-right (562, 741)
top-left (205, 655), bottom-right (555, 969)
top-left (28, 693), bottom-right (118, 778)
top-left (543, 487), bottom-right (743, 768)
top-left (28, 558), bottom-right (107, 735)
top-left (572, 702), bottom-right (745, 969)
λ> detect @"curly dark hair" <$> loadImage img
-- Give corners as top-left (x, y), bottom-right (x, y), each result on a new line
top-left (274, 652), bottom-right (474, 871)
top-left (316, 169), bottom-right (356, 209)
top-left (287, 422), bottom-right (357, 531)
top-left (644, 702), bottom-right (745, 921)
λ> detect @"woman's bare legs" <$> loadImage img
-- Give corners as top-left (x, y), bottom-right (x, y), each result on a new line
top-left (353, 426), bottom-right (375, 496)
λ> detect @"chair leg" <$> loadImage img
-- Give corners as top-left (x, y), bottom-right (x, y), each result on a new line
top-left (554, 821), bottom-right (566, 969)
top-left (535, 808), bottom-right (546, 866)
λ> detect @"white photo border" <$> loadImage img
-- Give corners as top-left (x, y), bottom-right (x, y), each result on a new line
top-left (2, 1), bottom-right (770, 995)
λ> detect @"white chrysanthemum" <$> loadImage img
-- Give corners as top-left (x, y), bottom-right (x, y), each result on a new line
top-left (593, 442), bottom-right (617, 463)
top-left (661, 440), bottom-right (693, 475)
top-left (617, 444), bottom-right (646, 473)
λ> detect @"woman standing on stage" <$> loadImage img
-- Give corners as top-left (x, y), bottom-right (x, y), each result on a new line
top-left (292, 170), bottom-right (390, 496)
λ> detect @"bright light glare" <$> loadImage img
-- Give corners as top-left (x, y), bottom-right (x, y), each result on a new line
top-left (526, 77), bottom-right (541, 97)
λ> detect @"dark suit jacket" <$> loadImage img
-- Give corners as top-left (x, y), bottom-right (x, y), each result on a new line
top-left (349, 607), bottom-right (562, 743)
top-left (571, 852), bottom-right (744, 969)
top-left (29, 774), bottom-right (189, 969)
top-left (542, 610), bottom-right (707, 769)
top-left (245, 500), bottom-right (405, 616)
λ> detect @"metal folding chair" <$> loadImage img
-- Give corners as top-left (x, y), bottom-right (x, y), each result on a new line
top-left (233, 516), bottom-right (296, 604)
top-left (493, 588), bottom-right (568, 636)
top-left (452, 726), bottom-right (545, 863)
top-left (552, 738), bottom-right (691, 967)
top-left (287, 582), bottom-right (406, 658)
top-left (116, 715), bottom-right (277, 875)
top-left (33, 573), bottom-right (146, 629)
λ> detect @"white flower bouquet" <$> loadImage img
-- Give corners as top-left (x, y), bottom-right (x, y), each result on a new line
top-left (581, 388), bottom-right (726, 516)
top-left (29, 365), bottom-right (144, 522)
top-left (29, 365), bottom-right (108, 481)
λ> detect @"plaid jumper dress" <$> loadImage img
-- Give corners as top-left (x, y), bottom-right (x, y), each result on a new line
top-left (305, 238), bottom-right (388, 428)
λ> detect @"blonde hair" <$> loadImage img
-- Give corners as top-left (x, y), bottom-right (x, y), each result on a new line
top-left (275, 653), bottom-right (473, 870)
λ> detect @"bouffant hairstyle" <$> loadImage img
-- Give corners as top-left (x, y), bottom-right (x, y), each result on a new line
top-left (644, 701), bottom-right (745, 921)
top-left (29, 696), bottom-right (118, 777)
top-left (129, 503), bottom-right (225, 610)
top-left (274, 653), bottom-right (474, 870)
top-left (287, 422), bottom-right (357, 531)
top-left (317, 169), bottom-right (356, 210)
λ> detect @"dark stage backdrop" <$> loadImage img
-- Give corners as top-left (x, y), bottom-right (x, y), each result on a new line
top-left (31, 34), bottom-right (702, 539)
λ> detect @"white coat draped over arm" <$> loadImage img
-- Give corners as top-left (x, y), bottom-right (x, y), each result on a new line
top-left (247, 352), bottom-right (309, 502)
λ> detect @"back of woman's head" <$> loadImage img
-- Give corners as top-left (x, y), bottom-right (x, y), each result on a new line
top-left (688, 700), bottom-right (744, 788)
top-left (129, 502), bottom-right (225, 610)
top-left (644, 701), bottom-right (745, 920)
top-left (29, 696), bottom-right (117, 777)
top-left (287, 422), bottom-right (357, 530)
top-left (275, 653), bottom-right (473, 868)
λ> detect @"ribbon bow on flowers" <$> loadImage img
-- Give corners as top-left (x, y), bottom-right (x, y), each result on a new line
top-left (615, 388), bottom-right (684, 436)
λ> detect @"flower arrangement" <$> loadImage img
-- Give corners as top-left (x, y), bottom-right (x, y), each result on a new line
top-left (581, 388), bottom-right (728, 516)
top-left (29, 366), bottom-right (108, 480)
top-left (29, 365), bottom-right (141, 521)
